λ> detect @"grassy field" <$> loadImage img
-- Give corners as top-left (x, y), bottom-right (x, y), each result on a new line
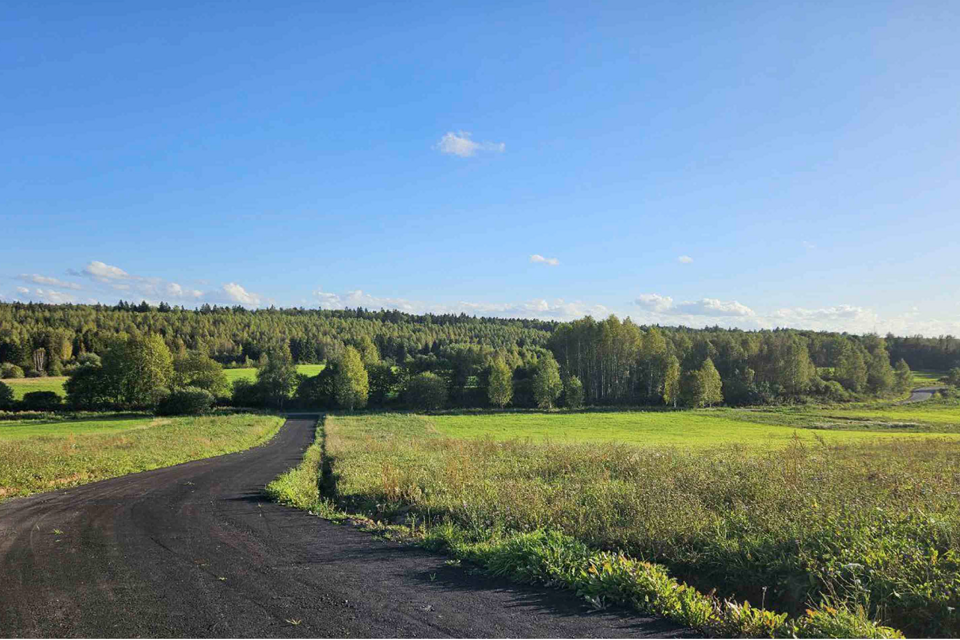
top-left (0, 413), bottom-right (284, 500)
top-left (271, 407), bottom-right (960, 637)
top-left (3, 376), bottom-right (70, 401)
top-left (3, 364), bottom-right (325, 399)
top-left (913, 369), bottom-right (946, 386)
top-left (422, 405), bottom-right (960, 447)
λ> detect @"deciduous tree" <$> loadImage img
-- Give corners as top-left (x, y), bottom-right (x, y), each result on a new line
top-left (488, 358), bottom-right (513, 408)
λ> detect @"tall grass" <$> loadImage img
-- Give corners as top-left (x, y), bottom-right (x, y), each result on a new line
top-left (0, 413), bottom-right (284, 500)
top-left (306, 413), bottom-right (960, 637)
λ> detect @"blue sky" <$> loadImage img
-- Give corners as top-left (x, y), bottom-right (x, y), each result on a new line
top-left (3, 1), bottom-right (959, 335)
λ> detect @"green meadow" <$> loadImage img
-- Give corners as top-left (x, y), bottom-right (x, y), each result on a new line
top-left (418, 400), bottom-right (960, 447)
top-left (271, 402), bottom-right (960, 637)
top-left (4, 364), bottom-right (324, 400)
top-left (0, 413), bottom-right (283, 500)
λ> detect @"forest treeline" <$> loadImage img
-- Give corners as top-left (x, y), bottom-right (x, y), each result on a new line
top-left (1, 301), bottom-right (958, 412)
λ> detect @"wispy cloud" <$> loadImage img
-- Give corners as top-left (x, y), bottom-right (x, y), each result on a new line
top-left (435, 131), bottom-right (505, 158)
top-left (314, 287), bottom-right (605, 321)
top-left (18, 274), bottom-right (82, 290)
top-left (677, 255), bottom-right (694, 264)
top-left (14, 287), bottom-right (78, 304)
top-left (529, 254), bottom-right (560, 266)
top-left (75, 260), bottom-right (132, 282)
top-left (635, 294), bottom-right (754, 317)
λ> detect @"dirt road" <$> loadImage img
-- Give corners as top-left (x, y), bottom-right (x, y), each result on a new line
top-left (0, 416), bottom-right (688, 638)
top-left (904, 386), bottom-right (945, 403)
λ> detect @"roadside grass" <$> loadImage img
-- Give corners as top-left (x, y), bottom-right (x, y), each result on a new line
top-left (0, 414), bottom-right (158, 439)
top-left (270, 413), bottom-right (960, 637)
top-left (0, 413), bottom-right (284, 500)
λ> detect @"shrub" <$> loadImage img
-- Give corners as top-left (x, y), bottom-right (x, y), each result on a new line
top-left (401, 372), bottom-right (448, 410)
top-left (0, 382), bottom-right (14, 409)
top-left (563, 375), bottom-right (584, 409)
top-left (812, 378), bottom-right (849, 402)
top-left (231, 378), bottom-right (264, 407)
top-left (1, 363), bottom-right (24, 379)
top-left (947, 367), bottom-right (960, 388)
top-left (65, 365), bottom-right (116, 410)
top-left (21, 391), bottom-right (62, 411)
top-left (25, 368), bottom-right (44, 378)
top-left (155, 387), bottom-right (214, 416)
top-left (78, 353), bottom-right (102, 367)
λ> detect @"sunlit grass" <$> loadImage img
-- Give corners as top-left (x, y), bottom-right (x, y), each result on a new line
top-left (224, 364), bottom-right (323, 384)
top-left (3, 376), bottom-right (69, 400)
top-left (3, 364), bottom-right (325, 399)
top-left (298, 411), bottom-right (960, 636)
top-left (0, 413), bottom-right (283, 500)
top-left (420, 406), bottom-right (960, 447)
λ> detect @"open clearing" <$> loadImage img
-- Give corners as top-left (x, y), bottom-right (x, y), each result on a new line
top-left (3, 364), bottom-right (324, 400)
top-left (2, 376), bottom-right (69, 401)
top-left (0, 413), bottom-right (283, 500)
top-left (420, 401), bottom-right (960, 447)
top-left (0, 417), bottom-right (682, 638)
top-left (284, 406), bottom-right (960, 637)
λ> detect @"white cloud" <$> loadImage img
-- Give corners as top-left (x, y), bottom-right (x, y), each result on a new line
top-left (802, 241), bottom-right (816, 250)
top-left (166, 283), bottom-right (183, 297)
top-left (222, 283), bottom-right (261, 307)
top-left (676, 298), bottom-right (755, 317)
top-left (435, 131), bottom-right (505, 158)
top-left (81, 260), bottom-right (131, 281)
top-left (18, 274), bottom-right (82, 290)
top-left (678, 255), bottom-right (694, 264)
top-left (33, 288), bottom-right (77, 304)
top-left (16, 286), bottom-right (30, 294)
top-left (635, 293), bottom-right (675, 313)
top-left (530, 254), bottom-right (560, 266)
top-left (313, 287), bottom-right (605, 321)
top-left (635, 294), bottom-right (754, 318)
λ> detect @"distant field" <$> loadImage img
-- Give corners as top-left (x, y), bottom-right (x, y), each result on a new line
top-left (3, 376), bottom-right (69, 401)
top-left (0, 413), bottom-right (284, 500)
top-left (222, 364), bottom-right (325, 384)
top-left (913, 369), bottom-right (946, 386)
top-left (420, 405), bottom-right (960, 448)
top-left (3, 365), bottom-right (325, 399)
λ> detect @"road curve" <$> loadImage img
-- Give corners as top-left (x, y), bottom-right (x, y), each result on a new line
top-left (0, 416), bottom-right (689, 638)
top-left (904, 386), bottom-right (945, 403)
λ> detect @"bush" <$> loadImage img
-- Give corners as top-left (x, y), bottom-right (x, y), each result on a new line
top-left (65, 365), bottom-right (115, 410)
top-left (1, 363), bottom-right (24, 379)
top-left (0, 382), bottom-right (13, 409)
top-left (231, 378), bottom-right (264, 407)
top-left (563, 376), bottom-right (584, 409)
top-left (155, 387), bottom-right (214, 416)
top-left (77, 353), bottom-right (102, 368)
top-left (21, 391), bottom-right (62, 411)
top-left (25, 369), bottom-right (44, 378)
top-left (401, 372), bottom-right (448, 410)
top-left (812, 378), bottom-right (849, 403)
